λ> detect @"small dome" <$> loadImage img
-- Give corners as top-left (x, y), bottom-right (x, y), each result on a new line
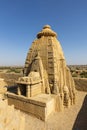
top-left (43, 25), bottom-right (51, 29)
top-left (37, 25), bottom-right (57, 38)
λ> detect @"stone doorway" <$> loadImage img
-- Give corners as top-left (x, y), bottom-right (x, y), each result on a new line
top-left (19, 84), bottom-right (26, 96)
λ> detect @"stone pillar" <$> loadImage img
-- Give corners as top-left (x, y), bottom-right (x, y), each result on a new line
top-left (46, 78), bottom-right (51, 94)
top-left (26, 85), bottom-right (30, 98)
top-left (18, 86), bottom-right (21, 95)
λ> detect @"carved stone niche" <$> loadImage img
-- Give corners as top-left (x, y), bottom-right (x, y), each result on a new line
top-left (17, 53), bottom-right (46, 98)
top-left (17, 71), bottom-right (43, 98)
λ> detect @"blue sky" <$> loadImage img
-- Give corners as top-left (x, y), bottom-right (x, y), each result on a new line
top-left (0, 0), bottom-right (87, 66)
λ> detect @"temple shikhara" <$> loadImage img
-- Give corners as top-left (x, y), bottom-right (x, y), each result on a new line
top-left (6, 25), bottom-right (76, 121)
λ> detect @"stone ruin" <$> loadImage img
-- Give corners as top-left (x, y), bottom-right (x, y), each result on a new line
top-left (0, 78), bottom-right (25, 130)
top-left (0, 100), bottom-right (25, 130)
top-left (7, 25), bottom-right (76, 121)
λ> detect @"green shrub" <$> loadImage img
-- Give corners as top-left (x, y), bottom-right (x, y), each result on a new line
top-left (80, 71), bottom-right (87, 78)
top-left (72, 73), bottom-right (77, 77)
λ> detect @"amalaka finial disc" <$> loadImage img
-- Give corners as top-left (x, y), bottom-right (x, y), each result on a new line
top-left (37, 25), bottom-right (57, 38)
top-left (43, 25), bottom-right (51, 29)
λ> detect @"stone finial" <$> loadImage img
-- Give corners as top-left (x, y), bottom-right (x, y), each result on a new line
top-left (43, 25), bottom-right (51, 29)
top-left (37, 25), bottom-right (57, 38)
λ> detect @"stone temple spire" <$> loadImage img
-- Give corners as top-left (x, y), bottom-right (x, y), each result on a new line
top-left (20, 25), bottom-right (76, 107)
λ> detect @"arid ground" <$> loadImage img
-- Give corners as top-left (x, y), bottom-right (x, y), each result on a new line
top-left (20, 91), bottom-right (87, 130)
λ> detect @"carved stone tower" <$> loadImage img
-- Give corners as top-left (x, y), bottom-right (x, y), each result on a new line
top-left (17, 25), bottom-right (76, 107)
